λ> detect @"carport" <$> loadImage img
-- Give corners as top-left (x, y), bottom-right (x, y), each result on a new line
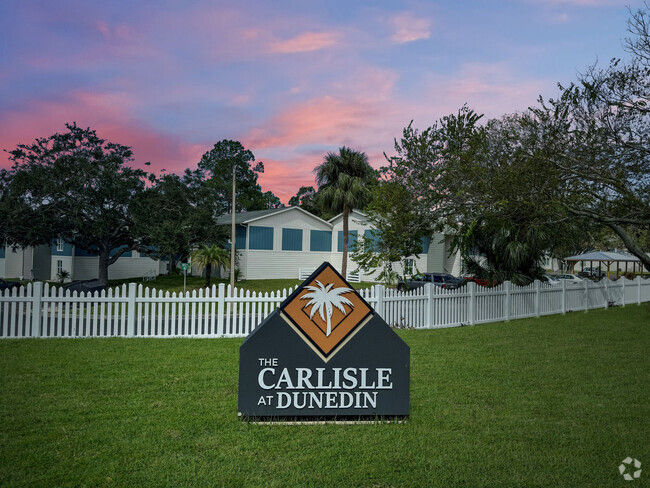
top-left (563, 251), bottom-right (641, 279)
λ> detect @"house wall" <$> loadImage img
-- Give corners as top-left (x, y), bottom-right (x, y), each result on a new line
top-left (240, 209), bottom-right (333, 280)
top-left (50, 256), bottom-right (75, 282)
top-left (72, 255), bottom-right (161, 280)
top-left (5, 247), bottom-right (24, 278)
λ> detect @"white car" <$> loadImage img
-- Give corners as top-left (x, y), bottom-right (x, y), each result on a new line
top-left (553, 274), bottom-right (584, 285)
top-left (541, 275), bottom-right (561, 286)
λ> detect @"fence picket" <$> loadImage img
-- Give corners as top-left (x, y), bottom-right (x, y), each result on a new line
top-left (2, 277), bottom-right (649, 339)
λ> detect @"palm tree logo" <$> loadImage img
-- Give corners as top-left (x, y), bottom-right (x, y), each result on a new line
top-left (300, 280), bottom-right (354, 337)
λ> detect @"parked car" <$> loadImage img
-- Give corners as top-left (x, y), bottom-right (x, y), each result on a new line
top-left (397, 273), bottom-right (464, 292)
top-left (553, 274), bottom-right (584, 285)
top-left (0, 279), bottom-right (22, 292)
top-left (541, 275), bottom-right (561, 286)
top-left (579, 267), bottom-right (604, 279)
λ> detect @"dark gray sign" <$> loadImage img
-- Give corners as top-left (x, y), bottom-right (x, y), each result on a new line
top-left (238, 262), bottom-right (410, 419)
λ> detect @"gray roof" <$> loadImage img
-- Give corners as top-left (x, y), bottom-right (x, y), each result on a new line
top-left (216, 208), bottom-right (287, 225)
top-left (564, 251), bottom-right (640, 262)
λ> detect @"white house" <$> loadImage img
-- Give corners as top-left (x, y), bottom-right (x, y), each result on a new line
top-left (0, 239), bottom-right (165, 281)
top-left (215, 207), bottom-right (462, 281)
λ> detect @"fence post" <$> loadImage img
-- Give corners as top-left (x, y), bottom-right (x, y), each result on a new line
top-left (31, 281), bottom-right (42, 337)
top-left (621, 278), bottom-right (626, 307)
top-left (217, 283), bottom-right (225, 336)
top-left (638, 276), bottom-right (642, 305)
top-left (504, 281), bottom-right (511, 322)
top-left (583, 278), bottom-right (589, 312)
top-left (375, 285), bottom-right (385, 320)
top-left (424, 283), bottom-right (433, 328)
top-left (126, 282), bottom-right (137, 337)
top-left (561, 278), bottom-right (567, 314)
top-left (603, 279), bottom-right (609, 308)
top-left (468, 281), bottom-right (476, 325)
top-left (534, 280), bottom-right (541, 318)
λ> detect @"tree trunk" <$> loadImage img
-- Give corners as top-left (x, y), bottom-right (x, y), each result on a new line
top-left (342, 205), bottom-right (350, 279)
top-left (168, 254), bottom-right (176, 275)
top-left (205, 263), bottom-right (212, 288)
top-left (607, 222), bottom-right (650, 272)
top-left (98, 249), bottom-right (110, 285)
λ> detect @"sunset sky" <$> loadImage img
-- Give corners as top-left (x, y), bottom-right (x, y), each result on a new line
top-left (0, 0), bottom-right (642, 203)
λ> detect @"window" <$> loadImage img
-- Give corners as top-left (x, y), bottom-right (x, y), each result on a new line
top-left (404, 259), bottom-right (415, 276)
top-left (249, 226), bottom-right (274, 250)
top-left (421, 236), bottom-right (430, 254)
top-left (57, 260), bottom-right (63, 275)
top-left (310, 230), bottom-right (332, 252)
top-left (364, 230), bottom-right (381, 252)
top-left (337, 230), bottom-right (358, 252)
top-left (56, 238), bottom-right (64, 252)
top-left (282, 228), bottom-right (303, 251)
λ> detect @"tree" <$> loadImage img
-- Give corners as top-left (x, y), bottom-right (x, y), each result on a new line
top-left (454, 219), bottom-right (550, 286)
top-left (315, 147), bottom-right (377, 277)
top-left (1, 123), bottom-right (148, 284)
top-left (197, 140), bottom-right (273, 213)
top-left (288, 186), bottom-right (321, 216)
top-left (351, 181), bottom-right (431, 285)
top-left (133, 172), bottom-right (228, 273)
top-left (191, 244), bottom-right (230, 288)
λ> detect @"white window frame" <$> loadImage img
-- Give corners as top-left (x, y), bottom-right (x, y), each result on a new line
top-left (56, 238), bottom-right (64, 252)
top-left (57, 260), bottom-right (63, 274)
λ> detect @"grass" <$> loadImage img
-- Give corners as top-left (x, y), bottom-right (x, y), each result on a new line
top-left (111, 274), bottom-right (374, 294)
top-left (0, 305), bottom-right (648, 487)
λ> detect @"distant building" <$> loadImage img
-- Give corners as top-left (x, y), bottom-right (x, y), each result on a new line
top-left (0, 239), bottom-right (165, 281)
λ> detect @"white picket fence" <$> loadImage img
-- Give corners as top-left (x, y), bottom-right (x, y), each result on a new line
top-left (0, 277), bottom-right (648, 338)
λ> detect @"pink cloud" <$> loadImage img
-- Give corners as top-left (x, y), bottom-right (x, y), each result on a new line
top-left (269, 32), bottom-right (342, 54)
top-left (390, 13), bottom-right (431, 43)
top-left (0, 91), bottom-right (206, 176)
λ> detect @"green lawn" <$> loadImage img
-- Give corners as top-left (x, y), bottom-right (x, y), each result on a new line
top-left (1, 305), bottom-right (648, 487)
top-left (108, 274), bottom-right (374, 294)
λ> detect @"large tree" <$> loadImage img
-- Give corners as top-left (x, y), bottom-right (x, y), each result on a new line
top-left (196, 140), bottom-right (280, 213)
top-left (288, 186), bottom-right (321, 216)
top-left (1, 123), bottom-right (148, 284)
top-left (133, 172), bottom-right (227, 273)
top-left (315, 146), bottom-right (377, 277)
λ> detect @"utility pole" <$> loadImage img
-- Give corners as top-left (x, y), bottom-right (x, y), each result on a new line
top-left (230, 166), bottom-right (236, 291)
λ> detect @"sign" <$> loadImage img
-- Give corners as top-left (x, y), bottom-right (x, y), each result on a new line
top-left (238, 262), bottom-right (410, 420)
top-left (180, 263), bottom-right (190, 271)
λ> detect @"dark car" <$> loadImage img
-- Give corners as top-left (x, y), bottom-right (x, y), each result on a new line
top-left (62, 279), bottom-right (107, 295)
top-left (0, 279), bottom-right (22, 293)
top-left (397, 273), bottom-right (463, 292)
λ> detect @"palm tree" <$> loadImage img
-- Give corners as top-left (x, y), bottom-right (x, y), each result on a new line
top-left (315, 147), bottom-right (376, 278)
top-left (191, 245), bottom-right (231, 288)
top-left (301, 280), bottom-right (354, 336)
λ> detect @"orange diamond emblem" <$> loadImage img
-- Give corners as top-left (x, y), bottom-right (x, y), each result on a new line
top-left (281, 263), bottom-right (373, 361)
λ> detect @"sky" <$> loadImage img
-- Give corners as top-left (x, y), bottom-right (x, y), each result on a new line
top-left (0, 0), bottom-right (644, 203)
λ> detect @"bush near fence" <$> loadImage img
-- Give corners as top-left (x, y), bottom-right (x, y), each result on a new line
top-left (1, 277), bottom-right (649, 338)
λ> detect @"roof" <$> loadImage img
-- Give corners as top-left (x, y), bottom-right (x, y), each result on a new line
top-left (327, 209), bottom-right (368, 224)
top-left (216, 206), bottom-right (332, 227)
top-left (216, 208), bottom-right (285, 225)
top-left (564, 251), bottom-right (640, 262)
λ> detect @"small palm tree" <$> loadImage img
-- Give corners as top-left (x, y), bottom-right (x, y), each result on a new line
top-left (191, 245), bottom-right (230, 288)
top-left (315, 147), bottom-right (376, 278)
top-left (301, 280), bottom-right (354, 336)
